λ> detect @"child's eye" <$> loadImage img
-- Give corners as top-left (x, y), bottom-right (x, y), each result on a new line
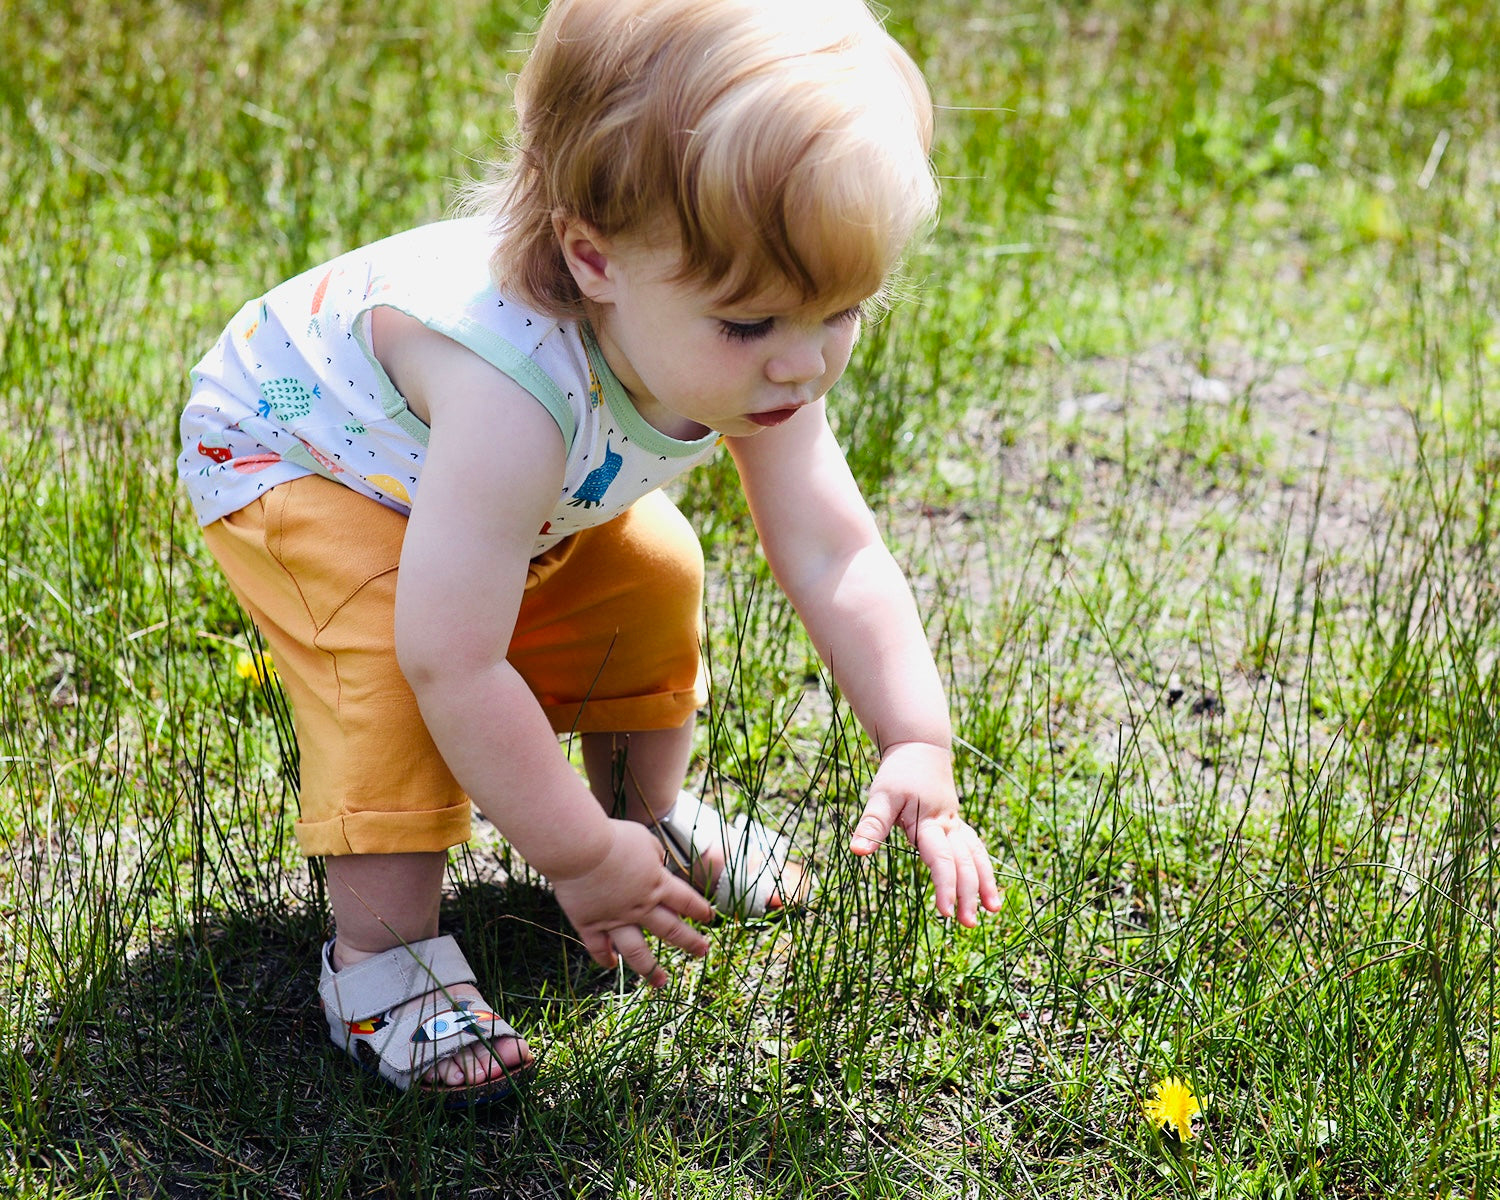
top-left (717, 303), bottom-right (861, 342)
top-left (718, 318), bottom-right (775, 343)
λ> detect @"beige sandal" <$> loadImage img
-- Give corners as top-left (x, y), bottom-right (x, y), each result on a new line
top-left (652, 791), bottom-right (812, 918)
top-left (318, 935), bottom-right (531, 1106)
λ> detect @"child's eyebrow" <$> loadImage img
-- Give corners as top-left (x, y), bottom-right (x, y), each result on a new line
top-left (714, 291), bottom-right (874, 322)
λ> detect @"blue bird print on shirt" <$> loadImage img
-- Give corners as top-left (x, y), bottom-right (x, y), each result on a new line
top-left (568, 440), bottom-right (622, 508)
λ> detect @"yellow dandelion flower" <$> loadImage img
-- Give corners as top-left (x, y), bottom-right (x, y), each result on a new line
top-left (1143, 1076), bottom-right (1201, 1140)
top-left (235, 650), bottom-right (277, 687)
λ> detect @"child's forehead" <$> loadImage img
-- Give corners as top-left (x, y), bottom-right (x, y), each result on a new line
top-left (678, 262), bottom-right (871, 318)
top-left (625, 231), bottom-right (877, 317)
top-left (711, 278), bottom-right (874, 319)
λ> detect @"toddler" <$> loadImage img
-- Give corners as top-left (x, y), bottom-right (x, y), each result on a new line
top-left (179, 0), bottom-right (1001, 1104)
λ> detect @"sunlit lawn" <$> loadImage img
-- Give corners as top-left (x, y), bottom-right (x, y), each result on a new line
top-left (3, 0), bottom-right (1499, 1195)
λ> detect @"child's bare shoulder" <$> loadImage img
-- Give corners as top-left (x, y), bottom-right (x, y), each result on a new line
top-left (370, 306), bottom-right (559, 442)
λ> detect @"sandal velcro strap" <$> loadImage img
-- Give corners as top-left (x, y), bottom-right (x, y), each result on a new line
top-left (319, 934), bottom-right (474, 1023)
top-left (319, 934), bottom-right (526, 1101)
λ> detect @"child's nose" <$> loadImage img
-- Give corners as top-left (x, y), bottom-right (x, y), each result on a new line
top-left (765, 335), bottom-right (827, 386)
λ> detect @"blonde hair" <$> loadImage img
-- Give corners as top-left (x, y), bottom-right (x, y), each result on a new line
top-left (463, 0), bottom-right (937, 318)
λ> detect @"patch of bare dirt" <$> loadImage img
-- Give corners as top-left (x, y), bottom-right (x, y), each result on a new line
top-left (888, 342), bottom-right (1438, 819)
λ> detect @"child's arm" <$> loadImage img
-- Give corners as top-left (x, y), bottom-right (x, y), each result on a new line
top-left (375, 309), bottom-right (714, 983)
top-left (726, 403), bottom-right (1002, 927)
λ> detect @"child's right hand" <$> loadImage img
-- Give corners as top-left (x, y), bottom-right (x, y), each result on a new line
top-left (548, 819), bottom-right (715, 987)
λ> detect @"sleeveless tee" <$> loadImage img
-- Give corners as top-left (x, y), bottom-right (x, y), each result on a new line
top-left (179, 218), bottom-right (720, 556)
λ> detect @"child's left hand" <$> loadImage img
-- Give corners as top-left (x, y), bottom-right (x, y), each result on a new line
top-left (849, 741), bottom-right (1002, 927)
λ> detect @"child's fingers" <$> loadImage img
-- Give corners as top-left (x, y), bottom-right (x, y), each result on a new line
top-left (962, 824), bottom-right (1001, 923)
top-left (916, 823), bottom-right (958, 917)
top-left (953, 839), bottom-right (982, 927)
top-left (582, 929), bottom-right (619, 971)
top-left (643, 897), bottom-right (712, 959)
top-left (950, 822), bottom-right (1002, 914)
top-left (916, 822), bottom-right (1003, 926)
top-left (850, 792), bottom-right (900, 854)
top-left (608, 926), bottom-right (668, 987)
top-left (663, 875), bottom-right (716, 929)
top-left (976, 838), bottom-right (1003, 912)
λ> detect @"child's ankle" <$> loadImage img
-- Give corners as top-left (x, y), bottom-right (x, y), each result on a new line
top-left (328, 937), bottom-right (409, 972)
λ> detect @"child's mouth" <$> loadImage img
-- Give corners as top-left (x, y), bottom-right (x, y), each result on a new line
top-left (748, 407), bottom-right (799, 427)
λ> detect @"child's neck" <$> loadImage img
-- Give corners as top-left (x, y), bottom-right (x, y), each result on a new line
top-left (629, 394), bottom-right (711, 443)
top-left (586, 318), bottom-right (712, 442)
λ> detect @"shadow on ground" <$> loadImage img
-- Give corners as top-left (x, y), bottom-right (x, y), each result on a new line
top-left (7, 870), bottom-right (651, 1199)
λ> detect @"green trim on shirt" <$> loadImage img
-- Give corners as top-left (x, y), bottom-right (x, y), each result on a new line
top-left (580, 324), bottom-right (720, 459)
top-left (350, 301), bottom-right (578, 451)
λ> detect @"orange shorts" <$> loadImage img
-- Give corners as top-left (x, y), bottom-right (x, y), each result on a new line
top-left (200, 474), bottom-right (706, 857)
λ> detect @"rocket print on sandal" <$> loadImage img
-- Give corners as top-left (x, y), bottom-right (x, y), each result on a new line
top-left (410, 1001), bottom-right (504, 1045)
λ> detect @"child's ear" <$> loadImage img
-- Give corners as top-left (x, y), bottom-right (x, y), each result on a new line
top-left (553, 213), bottom-right (618, 304)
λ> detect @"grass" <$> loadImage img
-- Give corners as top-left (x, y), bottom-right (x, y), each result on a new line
top-left (3, 0), bottom-right (1499, 1195)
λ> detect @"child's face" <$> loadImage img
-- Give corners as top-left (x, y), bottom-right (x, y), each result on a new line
top-left (587, 241), bottom-right (866, 441)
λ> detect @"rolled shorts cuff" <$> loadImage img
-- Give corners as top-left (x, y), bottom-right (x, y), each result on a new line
top-left (294, 803), bottom-right (475, 857)
top-left (542, 682), bottom-right (707, 736)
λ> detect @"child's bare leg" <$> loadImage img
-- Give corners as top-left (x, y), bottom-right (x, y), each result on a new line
top-left (581, 720), bottom-right (804, 906)
top-left (325, 851), bottom-right (532, 1088)
top-left (581, 720), bottom-right (695, 823)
